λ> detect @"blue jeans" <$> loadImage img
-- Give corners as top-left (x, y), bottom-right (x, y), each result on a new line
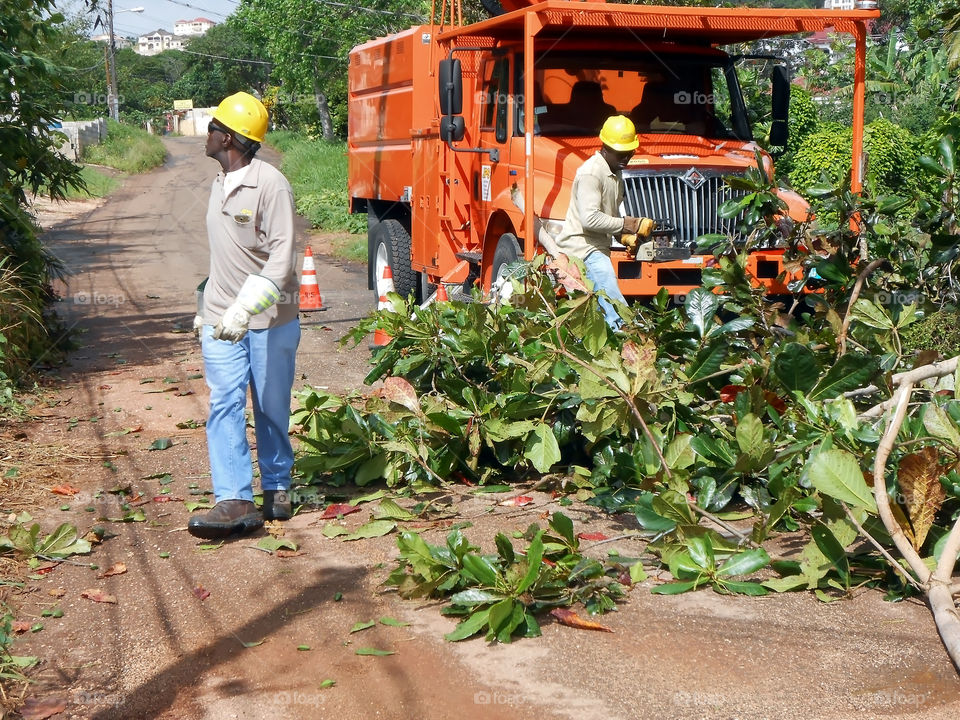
top-left (583, 251), bottom-right (627, 329)
top-left (201, 318), bottom-right (301, 502)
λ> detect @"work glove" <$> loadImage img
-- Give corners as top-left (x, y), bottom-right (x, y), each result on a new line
top-left (622, 216), bottom-right (655, 238)
top-left (213, 274), bottom-right (281, 343)
top-left (622, 233), bottom-right (640, 256)
top-left (193, 314), bottom-right (204, 339)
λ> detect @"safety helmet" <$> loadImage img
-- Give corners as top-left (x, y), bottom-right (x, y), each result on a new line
top-left (599, 115), bottom-right (639, 152)
top-left (212, 92), bottom-right (268, 143)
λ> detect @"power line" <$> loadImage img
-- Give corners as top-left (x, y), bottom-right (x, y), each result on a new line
top-left (176, 47), bottom-right (273, 64)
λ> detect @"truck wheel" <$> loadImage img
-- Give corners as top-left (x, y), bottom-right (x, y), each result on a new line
top-left (371, 218), bottom-right (417, 303)
top-left (490, 233), bottom-right (521, 300)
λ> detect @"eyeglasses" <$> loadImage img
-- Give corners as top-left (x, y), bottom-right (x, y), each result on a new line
top-left (207, 122), bottom-right (228, 136)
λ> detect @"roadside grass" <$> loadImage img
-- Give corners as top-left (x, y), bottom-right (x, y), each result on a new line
top-left (265, 131), bottom-right (366, 262)
top-left (81, 119), bottom-right (166, 173)
top-left (60, 166), bottom-right (121, 199)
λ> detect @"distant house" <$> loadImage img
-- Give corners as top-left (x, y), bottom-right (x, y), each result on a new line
top-left (91, 33), bottom-right (132, 50)
top-left (136, 29), bottom-right (185, 56)
top-left (823, 0), bottom-right (856, 8)
top-left (174, 18), bottom-right (216, 37)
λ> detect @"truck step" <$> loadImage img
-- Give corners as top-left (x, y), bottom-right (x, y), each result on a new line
top-left (455, 251), bottom-right (483, 264)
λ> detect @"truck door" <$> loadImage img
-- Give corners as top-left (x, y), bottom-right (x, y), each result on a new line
top-left (474, 55), bottom-right (511, 234)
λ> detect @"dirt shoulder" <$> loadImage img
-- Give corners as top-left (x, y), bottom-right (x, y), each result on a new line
top-left (3, 138), bottom-right (960, 720)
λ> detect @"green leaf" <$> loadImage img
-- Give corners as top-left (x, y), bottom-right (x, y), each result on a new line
top-left (373, 499), bottom-right (415, 521)
top-left (808, 354), bottom-right (879, 401)
top-left (685, 341), bottom-right (726, 384)
top-left (651, 579), bottom-right (700, 595)
top-left (444, 608), bottom-right (491, 641)
top-left (717, 580), bottom-right (769, 596)
top-left (773, 343), bottom-right (819, 392)
top-left (524, 423), bottom-right (561, 473)
top-left (735, 414), bottom-right (764, 458)
top-left (350, 620), bottom-right (376, 633)
top-left (807, 449), bottom-right (877, 511)
top-left (322, 524), bottom-right (349, 538)
top-left (149, 437), bottom-right (173, 451)
top-left (350, 489), bottom-right (387, 506)
top-left (449, 588), bottom-right (508, 606)
top-left (461, 554), bottom-right (500, 587)
top-left (342, 520), bottom-right (397, 541)
top-left (850, 299), bottom-right (893, 330)
top-left (256, 536), bottom-right (298, 553)
top-left (549, 512), bottom-right (576, 546)
top-left (717, 548), bottom-right (770, 577)
top-left (684, 288), bottom-right (719, 338)
top-left (812, 521), bottom-right (850, 587)
top-left (629, 562), bottom-right (647, 584)
top-left (516, 531), bottom-right (544, 595)
top-left (378, 616), bottom-right (410, 627)
top-left (923, 404), bottom-right (960, 447)
top-left (320, 679), bottom-right (336, 688)
top-left (686, 536), bottom-right (715, 570)
top-left (355, 647), bottom-right (395, 656)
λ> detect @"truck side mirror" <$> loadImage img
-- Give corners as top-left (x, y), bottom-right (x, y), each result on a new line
top-left (770, 65), bottom-right (790, 147)
top-left (439, 59), bottom-right (463, 116)
top-left (441, 115), bottom-right (465, 142)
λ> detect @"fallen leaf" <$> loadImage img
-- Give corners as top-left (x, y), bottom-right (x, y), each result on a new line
top-left (48, 587), bottom-right (66, 598)
top-left (276, 549), bottom-right (304, 558)
top-left (549, 608), bottom-right (613, 633)
top-left (350, 620), bottom-right (376, 633)
top-left (152, 496), bottom-right (183, 503)
top-left (321, 503), bottom-right (360, 520)
top-left (378, 616), bottom-right (409, 627)
top-left (19, 696), bottom-right (68, 720)
top-left (192, 585), bottom-right (211, 601)
top-left (355, 647), bottom-right (395, 656)
top-left (98, 384), bottom-right (112, 390)
top-left (81, 588), bottom-right (117, 604)
top-left (12, 620), bottom-right (32, 634)
top-left (499, 495), bottom-right (533, 507)
top-left (577, 532), bottom-right (609, 541)
top-left (149, 438), bottom-right (173, 451)
top-left (97, 562), bottom-right (127, 579)
top-left (50, 484), bottom-right (80, 496)
top-left (33, 563), bottom-right (58, 576)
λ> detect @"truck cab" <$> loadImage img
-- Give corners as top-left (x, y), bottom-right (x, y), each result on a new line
top-left (348, 1), bottom-right (878, 303)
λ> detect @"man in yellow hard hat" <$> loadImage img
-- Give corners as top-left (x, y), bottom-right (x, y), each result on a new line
top-left (188, 91), bottom-right (301, 539)
top-left (555, 114), bottom-right (654, 328)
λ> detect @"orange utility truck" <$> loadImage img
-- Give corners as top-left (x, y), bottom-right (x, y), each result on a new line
top-left (349, 0), bottom-right (879, 302)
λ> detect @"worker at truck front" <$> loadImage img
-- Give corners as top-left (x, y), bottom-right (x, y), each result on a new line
top-left (188, 91), bottom-right (301, 539)
top-left (554, 115), bottom-right (654, 329)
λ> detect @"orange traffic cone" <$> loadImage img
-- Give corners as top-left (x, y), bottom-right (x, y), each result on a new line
top-left (299, 246), bottom-right (324, 312)
top-left (435, 283), bottom-right (449, 302)
top-left (380, 265), bottom-right (396, 296)
top-left (372, 293), bottom-right (392, 347)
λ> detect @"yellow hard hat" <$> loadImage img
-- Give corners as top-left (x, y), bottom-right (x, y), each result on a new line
top-left (599, 115), bottom-right (639, 152)
top-left (212, 91), bottom-right (268, 143)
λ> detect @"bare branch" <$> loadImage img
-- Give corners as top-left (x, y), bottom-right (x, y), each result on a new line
top-left (838, 258), bottom-right (887, 355)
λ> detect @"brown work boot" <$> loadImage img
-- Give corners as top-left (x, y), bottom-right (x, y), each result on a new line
top-left (262, 489), bottom-right (292, 521)
top-left (187, 500), bottom-right (263, 539)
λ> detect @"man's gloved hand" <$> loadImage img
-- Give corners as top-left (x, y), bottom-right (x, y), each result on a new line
top-left (212, 274), bottom-right (281, 343)
top-left (622, 216), bottom-right (656, 238)
top-left (193, 314), bottom-right (204, 340)
top-left (637, 217), bottom-right (655, 238)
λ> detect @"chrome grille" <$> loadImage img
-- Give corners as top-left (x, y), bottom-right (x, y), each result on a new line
top-left (623, 170), bottom-right (748, 247)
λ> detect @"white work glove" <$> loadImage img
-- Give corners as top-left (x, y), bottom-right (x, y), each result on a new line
top-left (193, 314), bottom-right (204, 339)
top-left (213, 274), bottom-right (281, 343)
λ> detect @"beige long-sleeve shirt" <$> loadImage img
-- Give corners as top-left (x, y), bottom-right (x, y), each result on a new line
top-left (555, 151), bottom-right (627, 260)
top-left (202, 158), bottom-right (300, 330)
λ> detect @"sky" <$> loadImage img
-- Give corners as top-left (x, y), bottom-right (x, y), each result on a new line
top-left (68, 0), bottom-right (241, 39)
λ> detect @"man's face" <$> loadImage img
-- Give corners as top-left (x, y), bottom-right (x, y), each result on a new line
top-left (205, 120), bottom-right (230, 157)
top-left (600, 145), bottom-right (634, 173)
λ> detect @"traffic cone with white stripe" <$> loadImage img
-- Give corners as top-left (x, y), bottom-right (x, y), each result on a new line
top-left (372, 292), bottom-right (392, 347)
top-left (299, 246), bottom-right (324, 311)
top-left (380, 265), bottom-right (396, 296)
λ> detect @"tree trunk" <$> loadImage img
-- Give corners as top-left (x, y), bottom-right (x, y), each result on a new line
top-left (313, 87), bottom-right (334, 141)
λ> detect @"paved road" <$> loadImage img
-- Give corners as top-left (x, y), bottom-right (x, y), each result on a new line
top-left (42, 136), bottom-right (372, 394)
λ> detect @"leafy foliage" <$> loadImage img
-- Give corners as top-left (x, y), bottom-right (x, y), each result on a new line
top-left (385, 513), bottom-right (627, 642)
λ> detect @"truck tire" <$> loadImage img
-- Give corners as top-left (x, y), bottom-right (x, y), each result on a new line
top-left (490, 233), bottom-right (522, 298)
top-left (371, 218), bottom-right (417, 304)
top-left (480, 0), bottom-right (505, 16)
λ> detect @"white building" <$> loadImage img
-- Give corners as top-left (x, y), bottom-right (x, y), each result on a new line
top-left (91, 33), bottom-right (132, 49)
top-left (823, 0), bottom-right (856, 9)
top-left (136, 29), bottom-right (185, 56)
top-left (174, 17), bottom-right (216, 37)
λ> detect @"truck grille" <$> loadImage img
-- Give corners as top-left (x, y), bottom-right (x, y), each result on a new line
top-left (622, 170), bottom-right (748, 248)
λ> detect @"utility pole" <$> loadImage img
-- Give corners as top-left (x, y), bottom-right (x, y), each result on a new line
top-left (106, 0), bottom-right (119, 122)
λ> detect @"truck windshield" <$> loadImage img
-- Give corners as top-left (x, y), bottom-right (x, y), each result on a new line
top-left (516, 53), bottom-right (751, 142)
